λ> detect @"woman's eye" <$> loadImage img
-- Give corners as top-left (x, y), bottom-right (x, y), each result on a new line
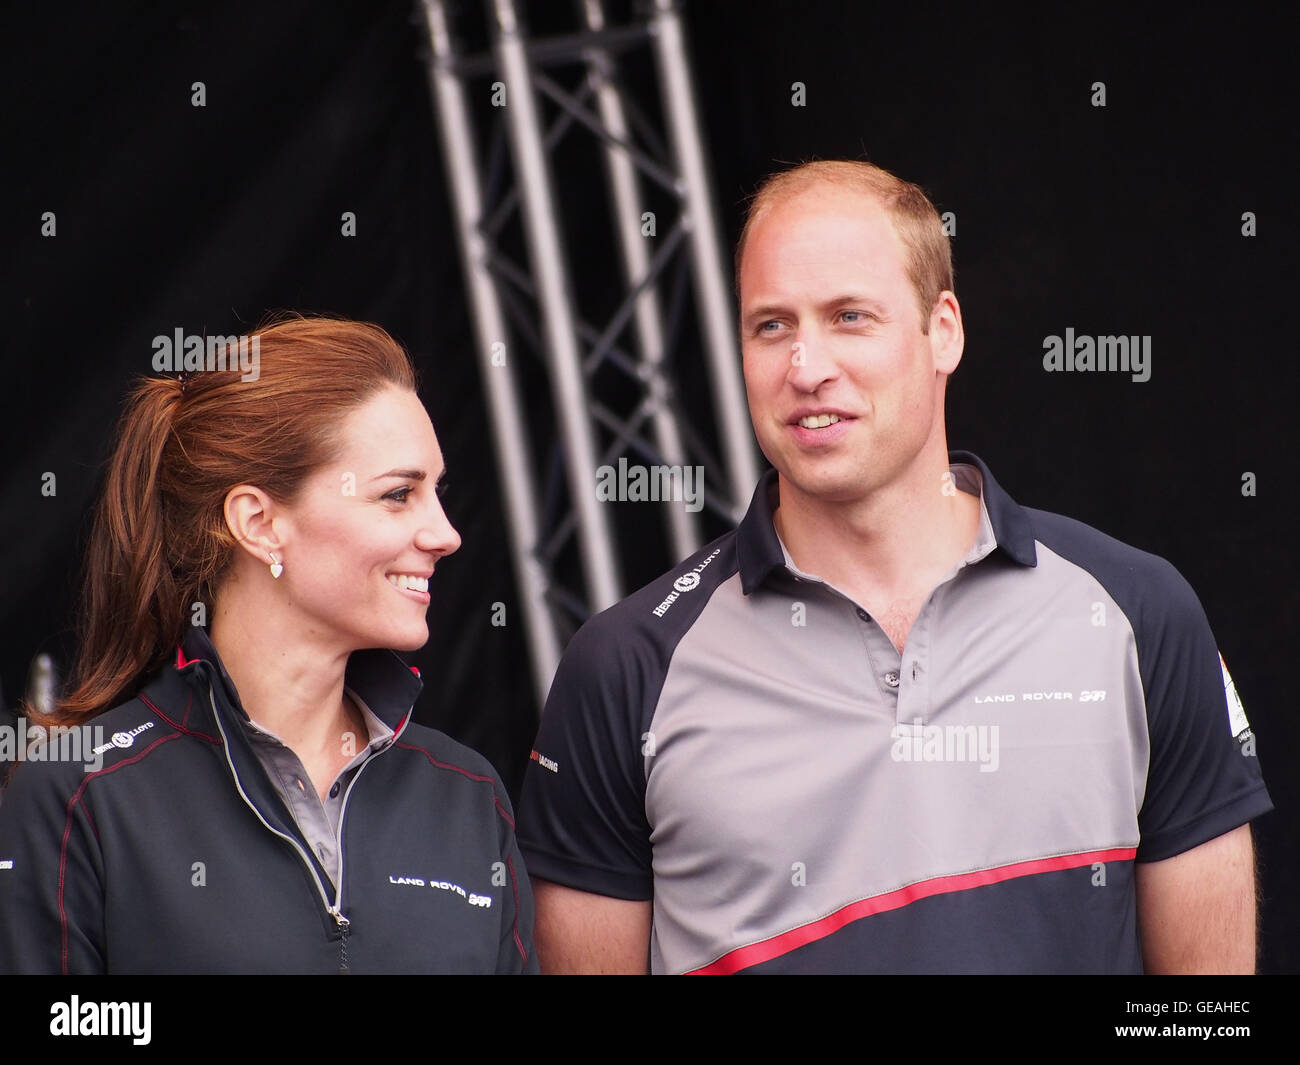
top-left (384, 487), bottom-right (413, 503)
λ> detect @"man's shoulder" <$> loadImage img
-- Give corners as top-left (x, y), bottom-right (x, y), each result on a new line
top-left (561, 529), bottom-right (741, 668)
top-left (1018, 502), bottom-right (1206, 621)
top-left (1023, 502), bottom-right (1173, 568)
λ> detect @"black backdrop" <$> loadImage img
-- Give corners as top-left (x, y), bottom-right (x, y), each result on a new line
top-left (1, 2), bottom-right (1294, 973)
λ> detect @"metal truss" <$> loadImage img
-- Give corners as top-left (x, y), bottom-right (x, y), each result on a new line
top-left (419, 0), bottom-right (761, 710)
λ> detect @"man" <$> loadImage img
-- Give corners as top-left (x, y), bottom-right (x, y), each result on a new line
top-left (516, 160), bottom-right (1272, 974)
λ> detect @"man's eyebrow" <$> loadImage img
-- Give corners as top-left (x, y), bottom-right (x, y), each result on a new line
top-left (742, 303), bottom-right (788, 323)
top-left (743, 294), bottom-right (890, 322)
top-left (820, 293), bottom-right (890, 315)
top-left (369, 468), bottom-right (429, 482)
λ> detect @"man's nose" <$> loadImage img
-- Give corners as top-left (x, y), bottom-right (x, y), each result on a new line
top-left (785, 331), bottom-right (839, 391)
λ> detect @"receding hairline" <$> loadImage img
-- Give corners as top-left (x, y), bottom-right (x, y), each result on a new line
top-left (735, 160), bottom-right (954, 332)
top-left (738, 166), bottom-right (913, 268)
top-left (738, 184), bottom-right (904, 270)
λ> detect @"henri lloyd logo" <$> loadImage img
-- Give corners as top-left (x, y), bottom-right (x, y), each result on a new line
top-left (92, 720), bottom-right (154, 757)
top-left (653, 548), bottom-right (721, 617)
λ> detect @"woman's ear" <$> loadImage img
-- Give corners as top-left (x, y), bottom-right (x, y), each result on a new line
top-left (223, 484), bottom-right (284, 566)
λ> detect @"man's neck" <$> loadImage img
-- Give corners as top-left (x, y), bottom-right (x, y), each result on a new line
top-left (774, 456), bottom-right (982, 611)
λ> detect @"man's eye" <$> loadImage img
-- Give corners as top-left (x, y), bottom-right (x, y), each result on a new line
top-left (840, 310), bottom-right (867, 323)
top-left (758, 320), bottom-right (783, 334)
top-left (435, 480), bottom-right (448, 499)
top-left (384, 487), bottom-right (413, 503)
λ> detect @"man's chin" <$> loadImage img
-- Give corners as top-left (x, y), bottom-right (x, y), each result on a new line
top-left (777, 464), bottom-right (871, 505)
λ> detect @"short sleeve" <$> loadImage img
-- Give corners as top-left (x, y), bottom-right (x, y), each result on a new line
top-left (516, 616), bottom-right (655, 900)
top-left (1134, 565), bottom-right (1272, 861)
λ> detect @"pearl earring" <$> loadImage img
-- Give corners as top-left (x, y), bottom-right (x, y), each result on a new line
top-left (269, 553), bottom-right (284, 579)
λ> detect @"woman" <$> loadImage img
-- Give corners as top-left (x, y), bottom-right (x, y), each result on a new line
top-left (0, 315), bottom-right (536, 973)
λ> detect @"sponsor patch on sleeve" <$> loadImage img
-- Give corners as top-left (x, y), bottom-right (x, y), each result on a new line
top-left (1219, 653), bottom-right (1251, 738)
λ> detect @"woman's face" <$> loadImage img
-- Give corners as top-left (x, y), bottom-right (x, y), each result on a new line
top-left (274, 385), bottom-right (461, 653)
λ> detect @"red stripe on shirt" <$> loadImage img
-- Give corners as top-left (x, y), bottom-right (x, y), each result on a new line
top-left (687, 846), bottom-right (1138, 975)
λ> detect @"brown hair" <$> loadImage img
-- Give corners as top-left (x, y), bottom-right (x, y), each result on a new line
top-left (33, 313), bottom-right (417, 726)
top-left (735, 159), bottom-right (954, 334)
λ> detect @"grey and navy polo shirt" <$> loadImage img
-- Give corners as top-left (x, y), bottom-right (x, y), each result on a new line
top-left (517, 451), bottom-right (1272, 974)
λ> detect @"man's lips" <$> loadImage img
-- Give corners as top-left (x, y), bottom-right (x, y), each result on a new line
top-left (787, 407), bottom-right (857, 425)
top-left (787, 410), bottom-right (856, 445)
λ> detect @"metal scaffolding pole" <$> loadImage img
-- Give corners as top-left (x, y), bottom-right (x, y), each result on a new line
top-left (492, 0), bottom-right (622, 613)
top-left (649, 0), bottom-right (760, 518)
top-left (417, 0), bottom-right (761, 716)
top-left (581, 0), bottom-right (700, 562)
top-left (421, 0), bottom-right (561, 703)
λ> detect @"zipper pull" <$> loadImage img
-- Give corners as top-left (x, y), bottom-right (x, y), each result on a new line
top-left (329, 906), bottom-right (351, 973)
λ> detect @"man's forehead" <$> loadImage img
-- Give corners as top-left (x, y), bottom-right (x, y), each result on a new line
top-left (753, 185), bottom-right (896, 243)
top-left (740, 187), bottom-right (905, 297)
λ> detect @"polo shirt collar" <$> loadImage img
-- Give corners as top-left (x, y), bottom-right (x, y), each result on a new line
top-left (736, 449), bottom-right (1038, 596)
top-left (176, 624), bottom-right (424, 733)
top-left (952, 450), bottom-right (1038, 567)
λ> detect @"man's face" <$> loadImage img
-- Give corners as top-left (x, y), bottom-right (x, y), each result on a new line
top-left (739, 186), bottom-right (957, 507)
top-left (273, 385), bottom-right (461, 653)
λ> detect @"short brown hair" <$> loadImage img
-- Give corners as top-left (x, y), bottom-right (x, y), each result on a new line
top-left (736, 160), bottom-right (953, 334)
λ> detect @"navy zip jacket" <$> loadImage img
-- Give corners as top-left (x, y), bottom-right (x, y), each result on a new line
top-left (0, 626), bottom-right (536, 974)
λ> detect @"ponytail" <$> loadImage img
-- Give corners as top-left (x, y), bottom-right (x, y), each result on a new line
top-left (33, 378), bottom-right (187, 726)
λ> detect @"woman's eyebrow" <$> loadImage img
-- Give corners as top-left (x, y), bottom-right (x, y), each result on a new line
top-left (370, 468), bottom-right (428, 482)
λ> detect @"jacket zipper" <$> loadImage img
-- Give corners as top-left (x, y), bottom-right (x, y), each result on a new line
top-left (331, 688), bottom-right (413, 971)
top-left (207, 681), bottom-right (411, 972)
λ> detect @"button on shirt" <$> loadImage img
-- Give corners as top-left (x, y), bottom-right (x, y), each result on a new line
top-left (772, 468), bottom-right (998, 716)
top-left (240, 696), bottom-right (394, 889)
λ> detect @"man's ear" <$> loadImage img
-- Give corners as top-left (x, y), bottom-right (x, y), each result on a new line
top-left (930, 291), bottom-right (965, 375)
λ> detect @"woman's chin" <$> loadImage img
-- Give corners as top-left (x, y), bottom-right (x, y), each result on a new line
top-left (385, 621), bottom-right (430, 654)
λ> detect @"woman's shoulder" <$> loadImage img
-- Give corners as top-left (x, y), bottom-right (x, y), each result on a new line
top-left (388, 722), bottom-right (508, 793)
top-left (2, 667), bottom-right (215, 802)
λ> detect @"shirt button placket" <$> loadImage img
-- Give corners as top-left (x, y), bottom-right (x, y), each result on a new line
top-left (852, 605), bottom-right (903, 707)
top-left (895, 611), bottom-right (930, 726)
